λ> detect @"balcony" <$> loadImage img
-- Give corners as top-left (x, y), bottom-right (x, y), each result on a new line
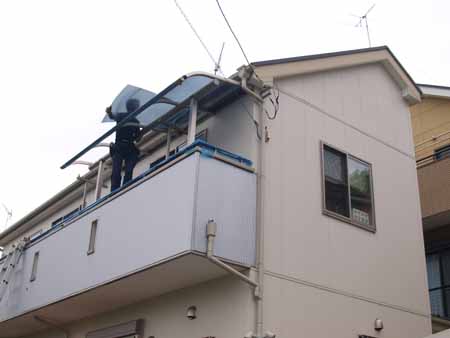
top-left (417, 151), bottom-right (450, 231)
top-left (0, 142), bottom-right (256, 337)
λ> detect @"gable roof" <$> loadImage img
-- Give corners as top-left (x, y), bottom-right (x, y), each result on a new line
top-left (252, 46), bottom-right (421, 104)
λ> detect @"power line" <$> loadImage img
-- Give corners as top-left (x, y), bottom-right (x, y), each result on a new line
top-left (173, 0), bottom-right (223, 75)
top-left (215, 0), bottom-right (252, 67)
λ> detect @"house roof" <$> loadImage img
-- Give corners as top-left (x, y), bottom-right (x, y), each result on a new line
top-left (418, 83), bottom-right (450, 99)
top-left (252, 45), bottom-right (421, 104)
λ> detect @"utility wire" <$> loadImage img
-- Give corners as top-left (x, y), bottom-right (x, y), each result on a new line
top-left (214, 0), bottom-right (282, 122)
top-left (214, 0), bottom-right (262, 81)
top-left (215, 0), bottom-right (251, 66)
top-left (174, 0), bottom-right (223, 75)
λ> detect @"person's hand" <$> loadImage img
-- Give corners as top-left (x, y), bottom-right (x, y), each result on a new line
top-left (105, 106), bottom-right (112, 117)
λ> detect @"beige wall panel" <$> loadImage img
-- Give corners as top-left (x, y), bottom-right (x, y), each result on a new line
top-left (418, 156), bottom-right (450, 219)
top-left (25, 276), bottom-right (254, 338)
top-left (276, 63), bottom-right (415, 157)
top-left (410, 97), bottom-right (450, 159)
top-left (264, 274), bottom-right (431, 338)
top-left (262, 63), bottom-right (429, 320)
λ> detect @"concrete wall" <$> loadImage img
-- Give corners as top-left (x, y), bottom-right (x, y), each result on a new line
top-left (260, 63), bottom-right (431, 338)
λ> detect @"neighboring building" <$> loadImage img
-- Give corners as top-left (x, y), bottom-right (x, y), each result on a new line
top-left (0, 46), bottom-right (430, 338)
top-left (410, 84), bottom-right (450, 333)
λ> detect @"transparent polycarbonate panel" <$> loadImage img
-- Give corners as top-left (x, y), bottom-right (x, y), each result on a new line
top-left (165, 76), bottom-right (213, 103)
top-left (102, 85), bottom-right (156, 122)
top-left (61, 74), bottom-right (235, 169)
top-left (102, 85), bottom-right (176, 127)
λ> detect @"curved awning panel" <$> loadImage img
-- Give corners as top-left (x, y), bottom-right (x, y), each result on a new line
top-left (60, 73), bottom-right (242, 169)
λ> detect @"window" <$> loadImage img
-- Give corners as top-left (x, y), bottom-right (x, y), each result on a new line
top-left (29, 229), bottom-right (43, 241)
top-left (435, 145), bottom-right (450, 161)
top-left (51, 207), bottom-right (81, 228)
top-left (426, 249), bottom-right (450, 318)
top-left (322, 143), bottom-right (375, 231)
top-left (176, 129), bottom-right (208, 152)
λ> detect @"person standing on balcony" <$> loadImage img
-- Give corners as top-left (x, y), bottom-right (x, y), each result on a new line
top-left (106, 98), bottom-right (142, 192)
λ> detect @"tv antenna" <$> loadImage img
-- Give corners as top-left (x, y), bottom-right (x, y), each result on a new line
top-left (215, 42), bottom-right (225, 75)
top-left (353, 4), bottom-right (375, 47)
top-left (173, 0), bottom-right (224, 75)
top-left (1, 203), bottom-right (12, 229)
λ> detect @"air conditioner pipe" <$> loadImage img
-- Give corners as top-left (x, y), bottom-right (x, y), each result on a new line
top-left (205, 220), bottom-right (258, 289)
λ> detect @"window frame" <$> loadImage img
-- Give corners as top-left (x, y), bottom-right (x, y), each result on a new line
top-left (320, 141), bottom-right (376, 232)
top-left (435, 144), bottom-right (450, 161)
top-left (426, 248), bottom-right (450, 318)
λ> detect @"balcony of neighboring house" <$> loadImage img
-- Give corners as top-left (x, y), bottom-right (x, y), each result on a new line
top-left (417, 144), bottom-right (450, 232)
top-left (0, 72), bottom-right (262, 338)
top-left (419, 143), bottom-right (450, 332)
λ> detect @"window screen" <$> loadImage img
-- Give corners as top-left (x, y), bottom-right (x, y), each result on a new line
top-left (323, 146), bottom-right (349, 218)
top-left (322, 143), bottom-right (375, 231)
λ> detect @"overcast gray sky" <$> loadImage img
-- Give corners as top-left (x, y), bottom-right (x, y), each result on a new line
top-left (0, 0), bottom-right (449, 229)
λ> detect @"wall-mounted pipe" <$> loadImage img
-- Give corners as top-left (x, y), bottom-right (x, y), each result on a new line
top-left (205, 220), bottom-right (258, 289)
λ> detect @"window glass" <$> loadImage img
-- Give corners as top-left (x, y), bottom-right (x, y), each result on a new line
top-left (323, 146), bottom-right (349, 218)
top-left (348, 157), bottom-right (373, 226)
top-left (442, 251), bottom-right (450, 286)
top-left (430, 289), bottom-right (445, 317)
top-left (322, 143), bottom-right (375, 230)
top-left (427, 254), bottom-right (442, 289)
top-left (435, 145), bottom-right (450, 161)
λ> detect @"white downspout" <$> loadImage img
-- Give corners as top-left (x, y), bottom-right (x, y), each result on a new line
top-left (255, 98), bottom-right (265, 338)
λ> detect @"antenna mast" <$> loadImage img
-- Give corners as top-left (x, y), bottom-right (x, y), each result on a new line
top-left (1, 203), bottom-right (12, 229)
top-left (215, 42), bottom-right (225, 75)
top-left (354, 4), bottom-right (375, 47)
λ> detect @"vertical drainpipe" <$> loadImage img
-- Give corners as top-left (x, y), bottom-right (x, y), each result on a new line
top-left (255, 96), bottom-right (265, 338)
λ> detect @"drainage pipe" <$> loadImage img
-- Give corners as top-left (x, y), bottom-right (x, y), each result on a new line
top-left (255, 98), bottom-right (265, 338)
top-left (205, 220), bottom-right (258, 288)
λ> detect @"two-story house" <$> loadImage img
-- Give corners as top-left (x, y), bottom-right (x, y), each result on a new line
top-left (410, 84), bottom-right (450, 333)
top-left (0, 46), bottom-right (431, 338)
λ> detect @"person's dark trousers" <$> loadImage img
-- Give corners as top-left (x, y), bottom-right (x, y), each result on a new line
top-left (111, 151), bottom-right (124, 192)
top-left (110, 144), bottom-right (139, 192)
top-left (123, 152), bottom-right (138, 185)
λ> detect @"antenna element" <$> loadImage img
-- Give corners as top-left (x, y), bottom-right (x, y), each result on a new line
top-left (354, 4), bottom-right (375, 47)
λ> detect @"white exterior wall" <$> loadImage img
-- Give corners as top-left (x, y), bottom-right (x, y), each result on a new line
top-left (26, 276), bottom-right (254, 338)
top-left (1, 62), bottom-right (432, 338)
top-left (260, 63), bottom-right (431, 337)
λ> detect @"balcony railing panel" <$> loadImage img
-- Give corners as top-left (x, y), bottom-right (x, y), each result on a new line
top-left (417, 154), bottom-right (450, 227)
top-left (0, 145), bottom-right (256, 328)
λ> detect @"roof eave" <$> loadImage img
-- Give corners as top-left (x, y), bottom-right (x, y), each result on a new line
top-left (252, 46), bottom-right (421, 105)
